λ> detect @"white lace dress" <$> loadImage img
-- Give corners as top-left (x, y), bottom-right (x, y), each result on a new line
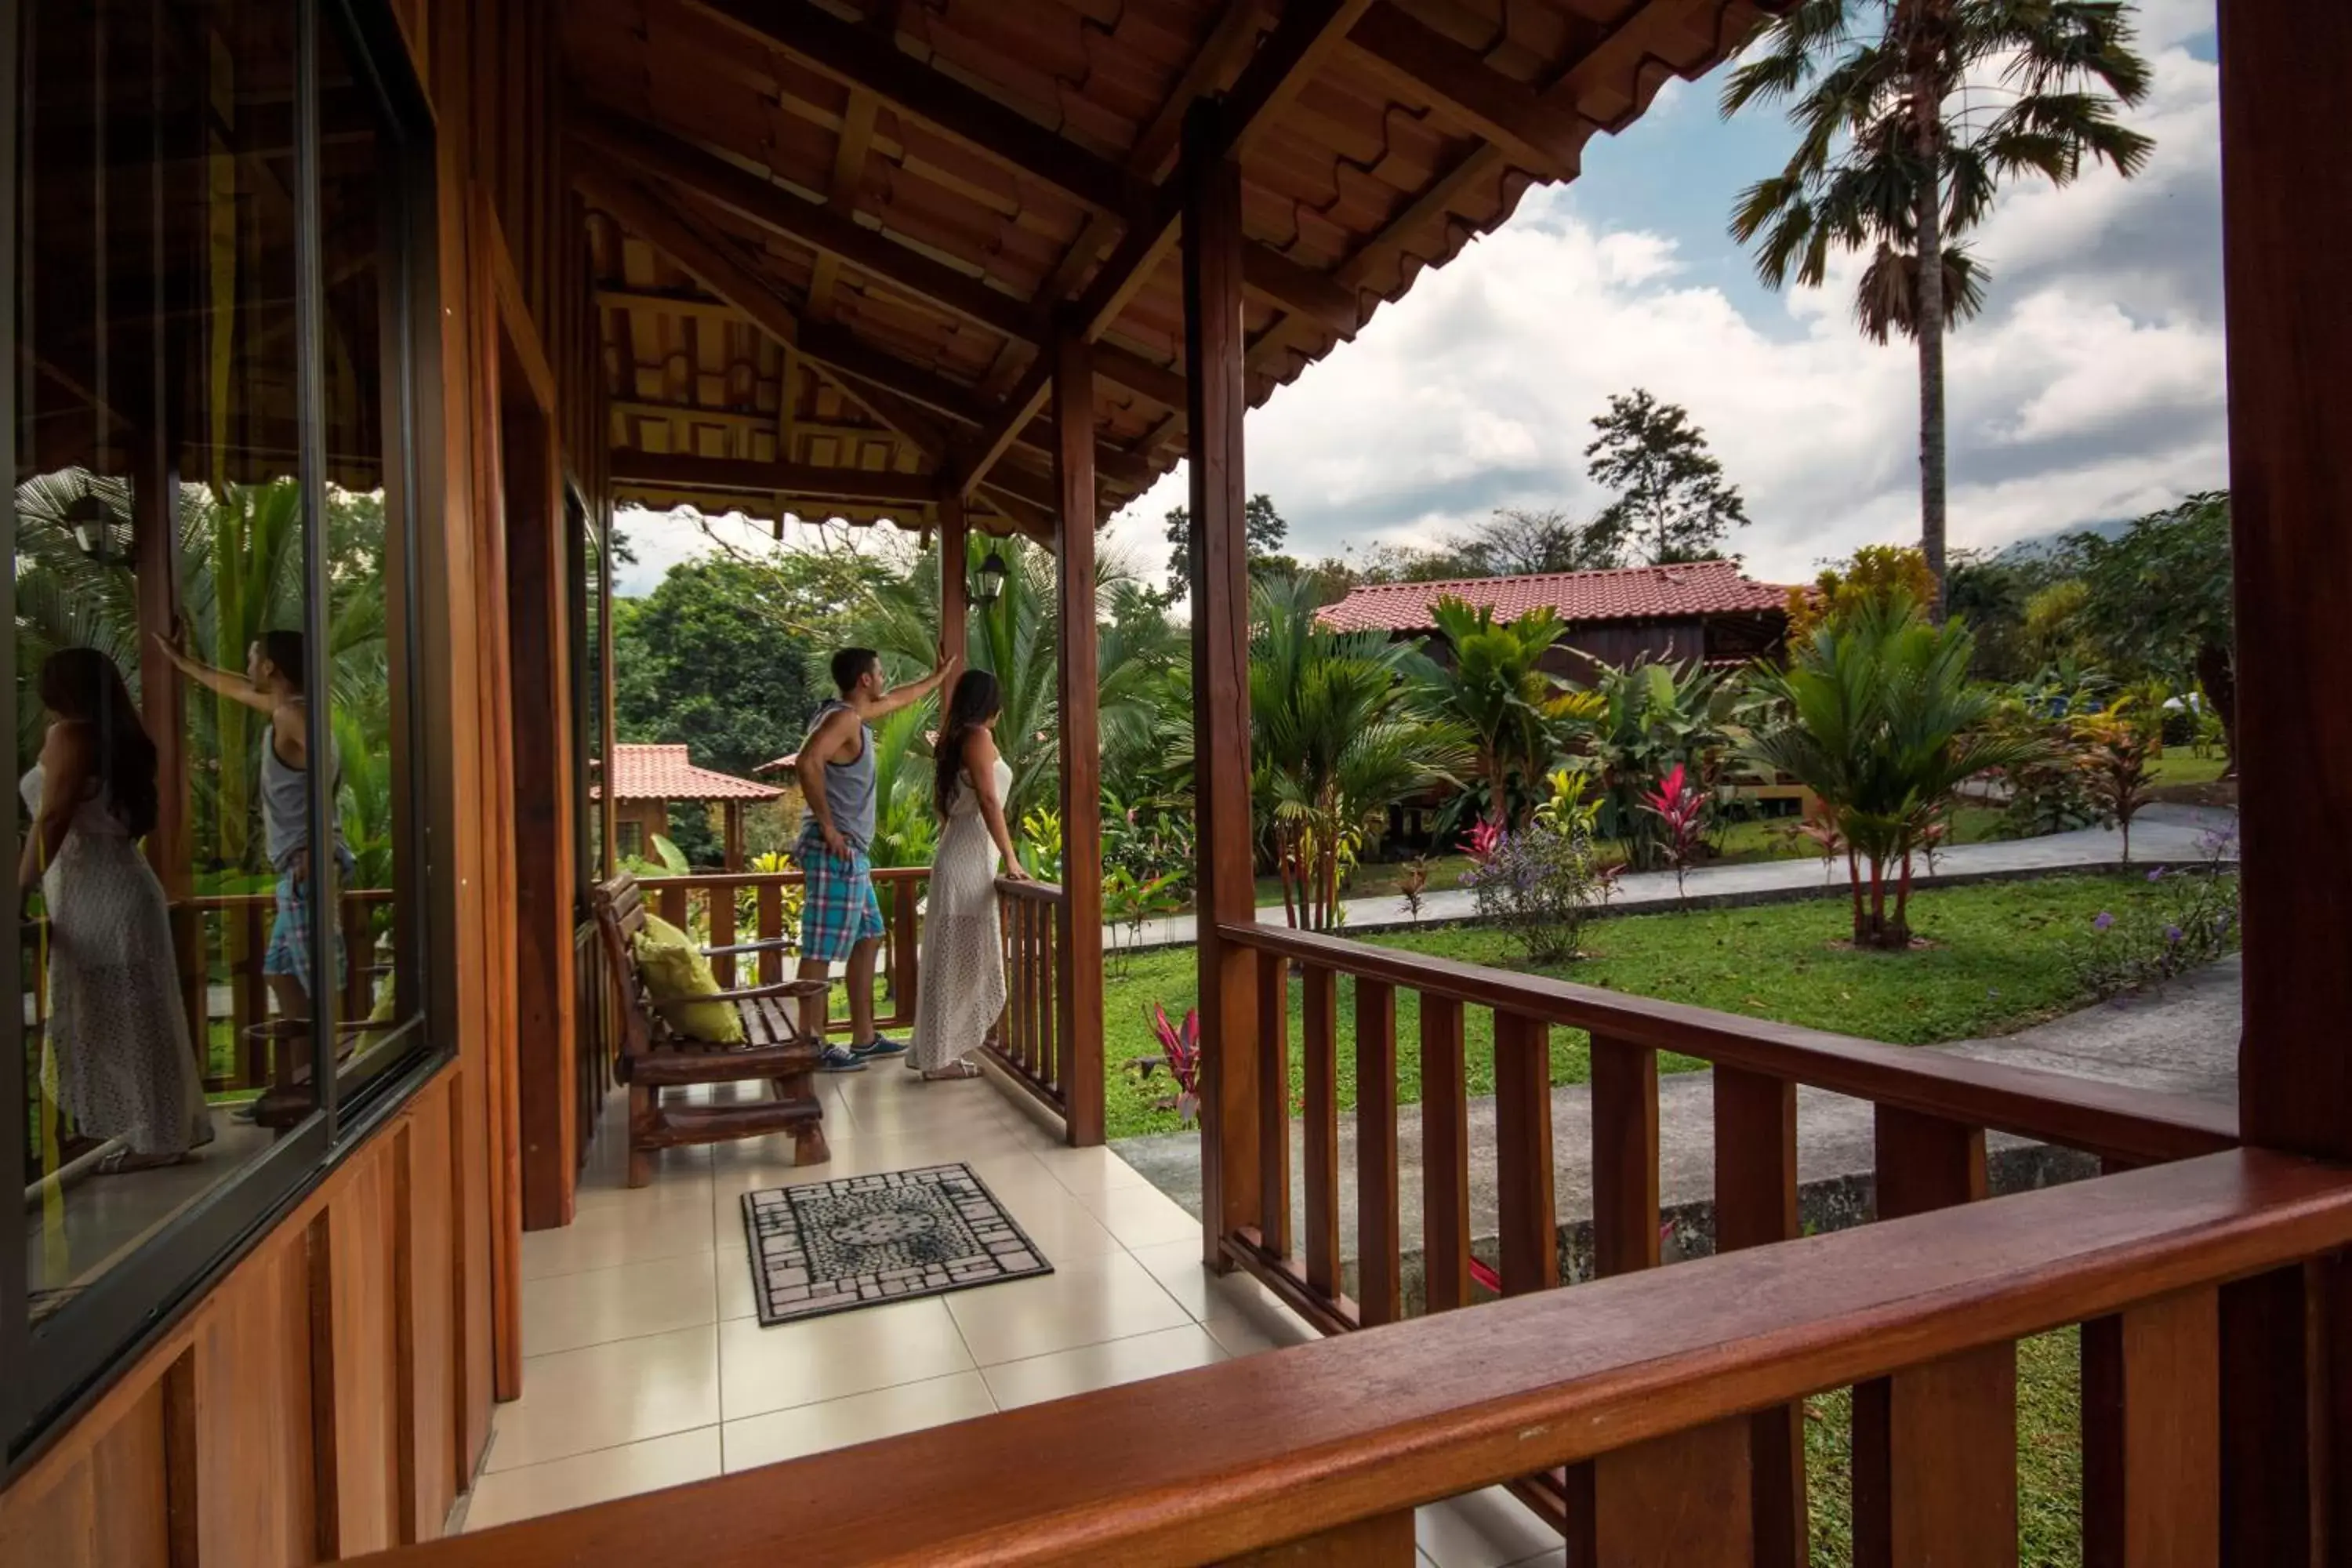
top-left (912, 758), bottom-right (1012, 1073)
top-left (20, 764), bottom-right (212, 1157)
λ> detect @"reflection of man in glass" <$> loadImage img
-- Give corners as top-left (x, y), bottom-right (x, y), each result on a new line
top-left (154, 630), bottom-right (351, 1025)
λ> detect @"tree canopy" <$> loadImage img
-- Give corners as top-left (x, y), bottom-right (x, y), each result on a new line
top-left (1583, 389), bottom-right (1751, 564)
top-left (612, 557), bottom-right (818, 783)
top-left (1162, 492), bottom-right (1290, 599)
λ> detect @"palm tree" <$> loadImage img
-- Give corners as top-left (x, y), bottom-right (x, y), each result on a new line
top-left (1743, 593), bottom-right (2045, 948)
top-left (1420, 598), bottom-right (1596, 829)
top-left (1721, 0), bottom-right (2154, 612)
top-left (859, 535), bottom-right (1181, 822)
top-left (1250, 578), bottom-right (1471, 929)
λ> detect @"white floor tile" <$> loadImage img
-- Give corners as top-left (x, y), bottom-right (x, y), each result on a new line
top-left (521, 1251), bottom-right (719, 1356)
top-left (464, 1428), bottom-right (720, 1530)
top-left (945, 1250), bottom-right (1194, 1367)
top-left (717, 1297), bottom-right (977, 1421)
top-left (1071, 1182), bottom-right (1203, 1248)
top-left (1032, 1142), bottom-right (1154, 1196)
top-left (520, 1191), bottom-right (716, 1280)
top-left (1414, 1487), bottom-right (1561, 1568)
top-left (982, 1323), bottom-right (1227, 1410)
top-left (721, 1372), bottom-right (997, 1472)
top-left (486, 1327), bottom-right (720, 1472)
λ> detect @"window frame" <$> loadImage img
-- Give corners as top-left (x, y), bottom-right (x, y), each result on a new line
top-left (2, 0), bottom-right (449, 1472)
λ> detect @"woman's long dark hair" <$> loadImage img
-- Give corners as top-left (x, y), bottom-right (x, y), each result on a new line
top-left (38, 648), bottom-right (161, 838)
top-left (933, 669), bottom-right (1003, 820)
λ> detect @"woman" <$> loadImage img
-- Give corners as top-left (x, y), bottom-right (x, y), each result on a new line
top-left (18, 649), bottom-right (212, 1170)
top-left (910, 669), bottom-right (1027, 1081)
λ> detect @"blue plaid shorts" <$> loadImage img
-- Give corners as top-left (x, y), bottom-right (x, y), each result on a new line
top-left (263, 871), bottom-right (347, 994)
top-left (795, 826), bottom-right (884, 962)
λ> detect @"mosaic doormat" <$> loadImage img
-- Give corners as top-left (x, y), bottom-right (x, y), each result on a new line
top-left (740, 1162), bottom-right (1053, 1327)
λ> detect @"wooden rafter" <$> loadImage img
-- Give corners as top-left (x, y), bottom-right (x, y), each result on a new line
top-left (1343, 4), bottom-right (1589, 179)
top-left (953, 0), bottom-right (1381, 500)
top-left (612, 452), bottom-right (935, 504)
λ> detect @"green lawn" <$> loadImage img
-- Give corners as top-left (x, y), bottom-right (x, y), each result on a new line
top-left (2149, 752), bottom-right (2227, 786)
top-left (1102, 873), bottom-right (2194, 1142)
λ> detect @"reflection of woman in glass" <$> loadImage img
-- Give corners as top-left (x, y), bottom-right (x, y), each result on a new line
top-left (17, 649), bottom-right (212, 1171)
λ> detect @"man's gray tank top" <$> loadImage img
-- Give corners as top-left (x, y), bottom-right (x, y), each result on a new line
top-left (261, 719), bottom-right (347, 873)
top-left (801, 699), bottom-right (876, 849)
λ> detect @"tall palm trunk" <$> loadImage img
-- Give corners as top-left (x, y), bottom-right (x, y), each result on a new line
top-left (1905, 1), bottom-right (1951, 619)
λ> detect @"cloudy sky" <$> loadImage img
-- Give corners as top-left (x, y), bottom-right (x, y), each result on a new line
top-left (619, 0), bottom-right (2224, 596)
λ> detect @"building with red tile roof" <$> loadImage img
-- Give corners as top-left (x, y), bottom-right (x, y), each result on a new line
top-left (604, 745), bottom-right (782, 869)
top-left (1316, 560), bottom-right (1794, 674)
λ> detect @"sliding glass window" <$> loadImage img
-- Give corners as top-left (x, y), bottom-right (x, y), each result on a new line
top-left (5, 0), bottom-right (437, 1460)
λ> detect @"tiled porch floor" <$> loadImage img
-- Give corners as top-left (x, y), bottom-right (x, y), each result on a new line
top-left (466, 1064), bottom-right (1568, 1566)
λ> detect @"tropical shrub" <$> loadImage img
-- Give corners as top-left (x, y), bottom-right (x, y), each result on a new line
top-left (2072, 829), bottom-right (2241, 999)
top-left (2073, 705), bottom-right (2158, 862)
top-left (1461, 782), bottom-right (1618, 964)
top-left (1785, 544), bottom-right (1935, 644)
top-left (1744, 595), bottom-right (2045, 949)
top-left (1102, 868), bottom-right (1181, 978)
top-left (1575, 655), bottom-right (1734, 869)
top-left (1639, 763), bottom-right (1710, 905)
top-left (1421, 597), bottom-right (1595, 826)
top-left (1250, 578), bottom-right (1471, 930)
top-left (1018, 806), bottom-right (1063, 883)
top-left (1127, 1003), bottom-right (1203, 1127)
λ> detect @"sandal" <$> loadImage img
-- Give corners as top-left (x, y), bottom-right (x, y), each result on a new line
top-left (920, 1061), bottom-right (984, 1081)
top-left (96, 1148), bottom-right (187, 1175)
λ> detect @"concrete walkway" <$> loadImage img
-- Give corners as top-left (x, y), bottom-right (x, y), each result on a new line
top-left (1105, 803), bottom-right (2238, 953)
top-left (1115, 952), bottom-right (2240, 1294)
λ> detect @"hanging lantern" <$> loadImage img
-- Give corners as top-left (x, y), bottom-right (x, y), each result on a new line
top-left (64, 492), bottom-right (120, 564)
top-left (974, 549), bottom-right (1008, 605)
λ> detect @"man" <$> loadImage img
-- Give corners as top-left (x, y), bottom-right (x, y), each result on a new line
top-left (155, 627), bottom-right (354, 1035)
top-left (796, 645), bottom-right (958, 1069)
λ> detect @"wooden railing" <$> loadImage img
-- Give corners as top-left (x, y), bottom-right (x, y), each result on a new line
top-left (365, 1146), bottom-right (2352, 1567)
top-left (985, 876), bottom-right (1069, 1125)
top-left (1210, 919), bottom-right (2239, 1542)
top-left (180, 889), bottom-right (394, 1092)
top-left (636, 867), bottom-right (927, 1034)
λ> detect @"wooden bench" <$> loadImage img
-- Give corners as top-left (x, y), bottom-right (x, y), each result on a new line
top-left (590, 871), bottom-right (831, 1185)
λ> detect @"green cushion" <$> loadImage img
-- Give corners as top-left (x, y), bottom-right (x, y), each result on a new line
top-left (633, 914), bottom-right (746, 1044)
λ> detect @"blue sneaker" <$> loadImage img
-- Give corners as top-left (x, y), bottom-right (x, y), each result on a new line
top-left (818, 1044), bottom-right (869, 1073)
top-left (852, 1034), bottom-right (909, 1061)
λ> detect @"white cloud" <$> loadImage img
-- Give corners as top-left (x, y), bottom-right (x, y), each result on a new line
top-left (1109, 20), bottom-right (2227, 588)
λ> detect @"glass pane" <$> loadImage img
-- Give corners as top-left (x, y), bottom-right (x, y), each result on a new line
top-left (575, 506), bottom-right (606, 887)
top-left (318, 6), bottom-right (416, 1098)
top-left (15, 0), bottom-right (310, 1325)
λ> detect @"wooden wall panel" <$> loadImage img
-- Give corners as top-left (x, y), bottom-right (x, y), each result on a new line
top-left (402, 1105), bottom-right (459, 1541)
top-left (197, 1237), bottom-right (317, 1568)
top-left (323, 1158), bottom-right (404, 1557)
top-left (0, 1377), bottom-right (172, 1568)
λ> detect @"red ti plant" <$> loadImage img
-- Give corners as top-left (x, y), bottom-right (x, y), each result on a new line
top-left (1639, 762), bottom-right (1710, 905)
top-left (1467, 818), bottom-right (1505, 865)
top-left (1127, 1002), bottom-right (1203, 1126)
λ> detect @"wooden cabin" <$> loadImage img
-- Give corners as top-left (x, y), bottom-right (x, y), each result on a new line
top-left (1319, 561), bottom-right (1795, 678)
top-left (604, 743), bottom-right (781, 870)
top-left (3, 2), bottom-right (2347, 1566)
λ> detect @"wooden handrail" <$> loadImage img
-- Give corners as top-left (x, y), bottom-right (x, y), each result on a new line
top-left (181, 887), bottom-right (397, 909)
top-left (637, 865), bottom-right (931, 889)
top-left (358, 1149), bottom-right (2352, 1567)
top-left (995, 875), bottom-right (1065, 902)
top-left (1221, 920), bottom-right (2237, 1167)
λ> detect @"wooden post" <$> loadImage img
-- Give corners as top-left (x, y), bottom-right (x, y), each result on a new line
top-left (2216, 5), bottom-right (2352, 1549)
top-left (938, 491), bottom-right (969, 671)
top-left (1184, 95), bottom-right (1260, 1271)
top-left (1051, 321), bottom-right (1105, 1148)
top-left (722, 800), bottom-right (744, 872)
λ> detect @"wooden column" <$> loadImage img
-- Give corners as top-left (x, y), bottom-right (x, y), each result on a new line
top-left (722, 801), bottom-right (743, 872)
top-left (938, 491), bottom-right (969, 671)
top-left (1183, 94), bottom-right (1260, 1271)
top-left (2217, 2), bottom-right (2352, 1556)
top-left (1051, 321), bottom-right (1105, 1148)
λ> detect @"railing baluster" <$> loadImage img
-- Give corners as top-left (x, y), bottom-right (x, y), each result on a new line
top-left (238, 902), bottom-right (267, 1087)
top-left (1011, 899), bottom-right (1031, 1076)
top-left (1564, 1418), bottom-right (1758, 1567)
top-left (1421, 993), bottom-right (1472, 1312)
top-left (658, 883), bottom-right (687, 931)
top-left (1494, 1011), bottom-right (1557, 1294)
top-left (757, 881), bottom-right (782, 986)
top-left (892, 874), bottom-right (920, 1029)
top-left (2082, 1288), bottom-right (2220, 1567)
top-left (1855, 1105), bottom-right (1999, 1568)
top-left (1355, 978), bottom-right (1401, 1327)
top-left (710, 878), bottom-right (738, 988)
top-left (1300, 962), bottom-right (1341, 1304)
top-left (1715, 1066), bottom-right (1806, 1568)
top-left (1042, 902), bottom-right (1060, 1090)
top-left (1853, 1344), bottom-right (2020, 1568)
top-left (1256, 950), bottom-right (1292, 1259)
top-left (1589, 1033), bottom-right (1660, 1278)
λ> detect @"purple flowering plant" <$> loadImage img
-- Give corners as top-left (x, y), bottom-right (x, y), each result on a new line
top-left (2073, 824), bottom-right (2241, 999)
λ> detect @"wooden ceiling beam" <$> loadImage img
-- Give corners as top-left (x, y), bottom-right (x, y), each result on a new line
top-left (612, 451), bottom-right (937, 505)
top-left (681, 0), bottom-right (1141, 220)
top-left (953, 0), bottom-right (1379, 501)
top-left (1343, 3), bottom-right (1590, 179)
